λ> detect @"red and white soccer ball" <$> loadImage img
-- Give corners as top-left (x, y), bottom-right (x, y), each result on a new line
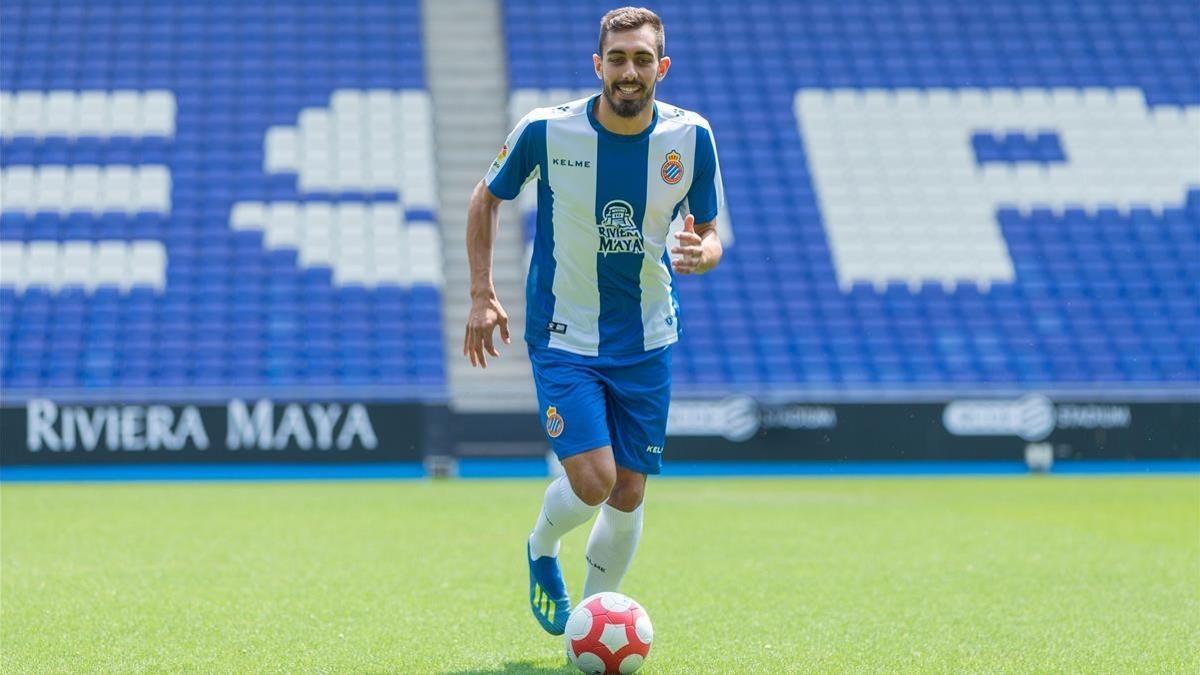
top-left (565, 592), bottom-right (653, 674)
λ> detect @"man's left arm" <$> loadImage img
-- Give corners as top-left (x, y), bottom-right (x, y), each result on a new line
top-left (674, 121), bottom-right (724, 275)
top-left (671, 214), bottom-right (722, 275)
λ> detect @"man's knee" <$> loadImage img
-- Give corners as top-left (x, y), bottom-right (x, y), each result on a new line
top-left (572, 469), bottom-right (616, 506)
top-left (563, 448), bottom-right (617, 506)
top-left (607, 471), bottom-right (646, 511)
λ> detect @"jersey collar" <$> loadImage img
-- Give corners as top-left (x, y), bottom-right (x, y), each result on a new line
top-left (586, 94), bottom-right (658, 143)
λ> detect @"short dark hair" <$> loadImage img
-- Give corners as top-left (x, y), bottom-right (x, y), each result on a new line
top-left (598, 7), bottom-right (665, 59)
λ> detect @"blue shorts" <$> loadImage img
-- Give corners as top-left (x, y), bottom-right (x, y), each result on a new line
top-left (529, 343), bottom-right (673, 475)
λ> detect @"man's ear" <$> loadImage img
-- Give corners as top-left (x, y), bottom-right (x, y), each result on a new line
top-left (657, 55), bottom-right (672, 81)
top-left (593, 54), bottom-right (603, 80)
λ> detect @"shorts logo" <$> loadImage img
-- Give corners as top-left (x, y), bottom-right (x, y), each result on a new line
top-left (660, 149), bottom-right (684, 185)
top-left (645, 445), bottom-right (664, 454)
top-left (545, 406), bottom-right (565, 438)
top-left (491, 143), bottom-right (509, 170)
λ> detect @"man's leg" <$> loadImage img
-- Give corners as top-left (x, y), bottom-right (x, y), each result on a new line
top-left (581, 346), bottom-right (671, 598)
top-left (525, 345), bottom-right (621, 634)
top-left (526, 446), bottom-right (615, 634)
top-left (582, 466), bottom-right (646, 598)
top-left (529, 446), bottom-right (616, 558)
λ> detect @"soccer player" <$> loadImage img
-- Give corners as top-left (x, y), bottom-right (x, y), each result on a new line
top-left (463, 7), bottom-right (724, 635)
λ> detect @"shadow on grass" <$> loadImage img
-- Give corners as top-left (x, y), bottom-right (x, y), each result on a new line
top-left (442, 660), bottom-right (575, 675)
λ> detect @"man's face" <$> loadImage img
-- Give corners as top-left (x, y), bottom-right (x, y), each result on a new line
top-left (594, 25), bottom-right (669, 118)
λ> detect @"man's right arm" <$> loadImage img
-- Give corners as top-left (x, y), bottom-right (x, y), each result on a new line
top-left (463, 180), bottom-right (510, 369)
top-left (463, 112), bottom-right (540, 368)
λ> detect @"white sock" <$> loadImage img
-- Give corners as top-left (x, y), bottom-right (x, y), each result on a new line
top-left (582, 502), bottom-right (644, 598)
top-left (529, 476), bottom-right (599, 559)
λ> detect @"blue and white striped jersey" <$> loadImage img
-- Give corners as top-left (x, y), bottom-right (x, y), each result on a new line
top-left (484, 95), bottom-right (724, 358)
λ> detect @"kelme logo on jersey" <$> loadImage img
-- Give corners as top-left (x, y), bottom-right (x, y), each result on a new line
top-left (660, 149), bottom-right (684, 185)
top-left (545, 406), bottom-right (565, 438)
top-left (598, 200), bottom-right (644, 255)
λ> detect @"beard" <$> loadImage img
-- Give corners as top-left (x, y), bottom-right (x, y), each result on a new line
top-left (602, 78), bottom-right (655, 118)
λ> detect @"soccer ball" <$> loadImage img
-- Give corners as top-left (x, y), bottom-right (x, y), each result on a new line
top-left (564, 592), bottom-right (653, 674)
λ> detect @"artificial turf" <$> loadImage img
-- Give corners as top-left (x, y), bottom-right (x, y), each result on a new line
top-left (2, 476), bottom-right (1197, 673)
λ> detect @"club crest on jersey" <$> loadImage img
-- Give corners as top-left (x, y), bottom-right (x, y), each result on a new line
top-left (660, 149), bottom-right (684, 185)
top-left (545, 406), bottom-right (565, 438)
top-left (598, 200), bottom-right (644, 255)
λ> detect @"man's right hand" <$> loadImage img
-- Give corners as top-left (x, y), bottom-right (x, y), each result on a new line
top-left (463, 294), bottom-right (511, 368)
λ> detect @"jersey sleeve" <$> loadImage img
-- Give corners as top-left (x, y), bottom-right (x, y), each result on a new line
top-left (483, 113), bottom-right (544, 200)
top-left (684, 123), bottom-right (724, 224)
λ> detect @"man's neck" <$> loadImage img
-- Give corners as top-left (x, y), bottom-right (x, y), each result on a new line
top-left (593, 95), bottom-right (655, 136)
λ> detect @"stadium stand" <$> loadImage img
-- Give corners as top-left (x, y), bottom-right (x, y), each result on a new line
top-left (501, 0), bottom-right (1200, 390)
top-left (0, 1), bottom-right (445, 393)
top-left (1, 0), bottom-right (1196, 399)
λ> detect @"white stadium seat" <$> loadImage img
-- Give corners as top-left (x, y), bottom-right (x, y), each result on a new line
top-left (43, 91), bottom-right (78, 138)
top-left (331, 89), bottom-right (366, 120)
top-left (94, 241), bottom-right (129, 274)
top-left (135, 166), bottom-right (171, 213)
top-left (1, 166), bottom-right (36, 212)
top-left (297, 163), bottom-right (333, 192)
top-left (24, 241), bottom-right (62, 289)
top-left (298, 229), bottom-right (334, 266)
top-left (12, 91), bottom-right (45, 137)
top-left (230, 201), bottom-right (266, 230)
top-left (335, 202), bottom-right (368, 230)
top-left (264, 127), bottom-right (300, 173)
top-left (141, 90), bottom-right (176, 137)
top-left (266, 202), bottom-right (302, 248)
top-left (366, 89), bottom-right (395, 117)
top-left (60, 241), bottom-right (96, 291)
top-left (33, 165), bottom-right (69, 212)
top-left (99, 166), bottom-right (136, 212)
top-left (302, 202), bottom-right (334, 231)
top-left (67, 165), bottom-right (103, 213)
top-left (76, 91), bottom-right (109, 137)
top-left (108, 91), bottom-right (142, 137)
top-left (0, 243), bottom-right (26, 290)
top-left (0, 92), bottom-right (13, 138)
top-left (333, 163), bottom-right (366, 190)
top-left (407, 224), bottom-right (443, 285)
top-left (128, 242), bottom-right (166, 291)
top-left (369, 203), bottom-right (401, 228)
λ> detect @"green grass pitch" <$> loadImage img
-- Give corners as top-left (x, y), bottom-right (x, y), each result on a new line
top-left (2, 476), bottom-right (1197, 673)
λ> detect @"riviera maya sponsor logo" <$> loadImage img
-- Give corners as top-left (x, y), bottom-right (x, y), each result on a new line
top-left (660, 149), bottom-right (684, 184)
top-left (545, 406), bottom-right (565, 438)
top-left (598, 200), bottom-right (645, 255)
top-left (491, 143), bottom-right (509, 170)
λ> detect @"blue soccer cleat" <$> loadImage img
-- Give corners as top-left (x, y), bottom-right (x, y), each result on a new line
top-left (527, 541), bottom-right (570, 635)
